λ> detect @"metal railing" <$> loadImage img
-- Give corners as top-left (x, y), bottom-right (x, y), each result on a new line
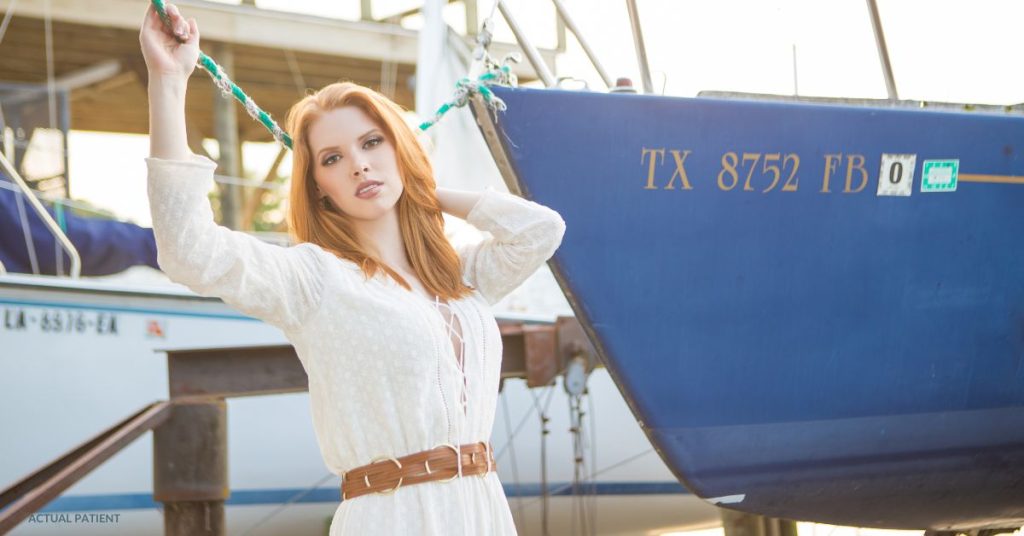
top-left (0, 402), bottom-right (173, 533)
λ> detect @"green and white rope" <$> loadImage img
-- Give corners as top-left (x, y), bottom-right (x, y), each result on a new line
top-left (419, 18), bottom-right (519, 132)
top-left (418, 65), bottom-right (516, 131)
top-left (150, 0), bottom-right (516, 147)
top-left (150, 0), bottom-right (293, 149)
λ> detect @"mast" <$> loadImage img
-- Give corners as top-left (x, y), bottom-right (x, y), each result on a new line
top-left (865, 0), bottom-right (898, 100)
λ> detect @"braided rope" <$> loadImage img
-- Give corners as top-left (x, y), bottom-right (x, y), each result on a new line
top-left (418, 18), bottom-right (519, 132)
top-left (418, 65), bottom-right (516, 131)
top-left (150, 1), bottom-right (515, 147)
top-left (150, 0), bottom-right (293, 149)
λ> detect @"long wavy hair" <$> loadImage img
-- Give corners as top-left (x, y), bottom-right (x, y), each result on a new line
top-left (284, 81), bottom-right (474, 302)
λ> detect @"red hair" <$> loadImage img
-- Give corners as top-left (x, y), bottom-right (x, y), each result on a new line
top-left (284, 81), bottom-right (473, 302)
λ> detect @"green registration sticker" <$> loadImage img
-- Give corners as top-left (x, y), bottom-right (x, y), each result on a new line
top-left (921, 159), bottom-right (959, 192)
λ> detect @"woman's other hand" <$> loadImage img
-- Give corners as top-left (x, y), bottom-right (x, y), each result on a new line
top-left (139, 3), bottom-right (199, 80)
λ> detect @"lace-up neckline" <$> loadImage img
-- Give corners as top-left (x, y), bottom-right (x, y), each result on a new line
top-left (386, 270), bottom-right (468, 394)
top-left (430, 294), bottom-right (468, 417)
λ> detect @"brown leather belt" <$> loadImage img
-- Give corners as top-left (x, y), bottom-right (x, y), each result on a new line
top-left (342, 441), bottom-right (497, 500)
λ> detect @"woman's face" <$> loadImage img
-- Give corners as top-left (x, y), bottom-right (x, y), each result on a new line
top-left (308, 105), bottom-right (403, 221)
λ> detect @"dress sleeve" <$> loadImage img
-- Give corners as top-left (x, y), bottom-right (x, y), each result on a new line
top-left (146, 154), bottom-right (326, 332)
top-left (456, 186), bottom-right (566, 306)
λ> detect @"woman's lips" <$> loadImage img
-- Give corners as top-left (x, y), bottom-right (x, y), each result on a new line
top-left (356, 183), bottom-right (382, 199)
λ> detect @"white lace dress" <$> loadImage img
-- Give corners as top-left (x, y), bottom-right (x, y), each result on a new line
top-left (146, 154), bottom-right (566, 535)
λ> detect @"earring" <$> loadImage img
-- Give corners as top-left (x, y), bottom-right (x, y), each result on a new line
top-left (321, 196), bottom-right (331, 210)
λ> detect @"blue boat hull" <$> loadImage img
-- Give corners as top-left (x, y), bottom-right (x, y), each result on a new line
top-left (474, 87), bottom-right (1024, 529)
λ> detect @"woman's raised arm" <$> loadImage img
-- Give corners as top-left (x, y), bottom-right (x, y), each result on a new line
top-left (140, 2), bottom-right (195, 161)
top-left (140, 4), bottom-right (326, 332)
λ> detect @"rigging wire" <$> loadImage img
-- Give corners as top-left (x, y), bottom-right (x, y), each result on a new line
top-left (282, 49), bottom-right (306, 95)
top-left (42, 0), bottom-right (64, 276)
top-left (568, 388), bottom-right (592, 535)
top-left (528, 380), bottom-right (557, 536)
top-left (493, 379), bottom-right (554, 533)
top-left (565, 358), bottom-right (596, 536)
top-left (0, 179), bottom-right (121, 217)
top-left (238, 472), bottom-right (337, 536)
top-left (587, 384), bottom-right (598, 533)
top-left (516, 447), bottom-right (656, 511)
top-left (569, 391), bottom-right (580, 535)
top-left (213, 173), bottom-right (285, 190)
top-left (0, 0), bottom-right (17, 45)
top-left (379, 32), bottom-right (398, 99)
top-left (13, 182), bottom-right (39, 275)
top-left (42, 0), bottom-right (56, 132)
top-left (500, 388), bottom-right (528, 530)
top-left (498, 377), bottom-right (617, 534)
top-left (494, 380), bottom-right (551, 458)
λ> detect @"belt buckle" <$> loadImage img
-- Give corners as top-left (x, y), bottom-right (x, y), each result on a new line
top-left (432, 443), bottom-right (461, 482)
top-left (475, 441), bottom-right (493, 476)
top-left (365, 455), bottom-right (404, 495)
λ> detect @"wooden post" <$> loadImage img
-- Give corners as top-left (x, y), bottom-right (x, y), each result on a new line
top-left (721, 509), bottom-right (798, 536)
top-left (59, 89), bottom-right (71, 198)
top-left (153, 401), bottom-right (228, 536)
top-left (210, 42), bottom-right (242, 230)
top-left (185, 120), bottom-right (212, 160)
top-left (465, 0), bottom-right (478, 35)
top-left (555, 13), bottom-right (566, 52)
top-left (241, 145), bottom-right (288, 229)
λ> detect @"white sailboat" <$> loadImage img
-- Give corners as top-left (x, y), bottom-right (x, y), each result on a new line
top-left (0, 1), bottom-right (721, 534)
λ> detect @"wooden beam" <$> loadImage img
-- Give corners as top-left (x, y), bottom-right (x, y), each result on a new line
top-left (13, 0), bottom-right (421, 65)
top-left (0, 60), bottom-right (121, 108)
top-left (0, 41), bottom-right (129, 64)
top-left (375, 0), bottom-right (458, 23)
top-left (70, 71), bottom-right (138, 103)
top-left (3, 7), bottom-right (553, 79)
top-left (165, 346), bottom-right (309, 399)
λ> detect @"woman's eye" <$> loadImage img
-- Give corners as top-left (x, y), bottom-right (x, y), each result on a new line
top-left (323, 155), bottom-right (339, 166)
top-left (365, 137), bottom-right (382, 149)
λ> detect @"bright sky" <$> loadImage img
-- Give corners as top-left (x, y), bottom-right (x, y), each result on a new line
top-left (55, 0), bottom-right (1024, 226)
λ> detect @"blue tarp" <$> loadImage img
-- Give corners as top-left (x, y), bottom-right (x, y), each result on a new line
top-left (0, 170), bottom-right (158, 276)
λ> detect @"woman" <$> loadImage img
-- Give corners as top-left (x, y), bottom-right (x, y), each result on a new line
top-left (140, 3), bottom-right (565, 535)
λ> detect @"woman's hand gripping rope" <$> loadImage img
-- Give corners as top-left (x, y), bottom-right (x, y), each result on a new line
top-left (144, 0), bottom-right (514, 145)
top-left (146, 0), bottom-right (293, 149)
